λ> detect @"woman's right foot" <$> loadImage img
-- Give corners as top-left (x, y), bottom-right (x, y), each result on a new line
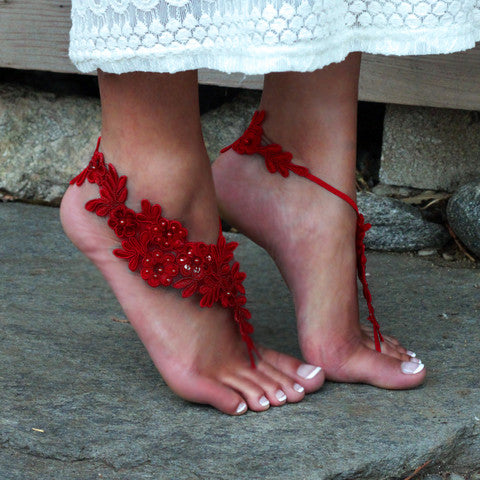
top-left (60, 147), bottom-right (325, 415)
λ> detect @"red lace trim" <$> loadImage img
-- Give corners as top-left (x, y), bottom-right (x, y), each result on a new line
top-left (221, 110), bottom-right (384, 351)
top-left (71, 138), bottom-right (258, 367)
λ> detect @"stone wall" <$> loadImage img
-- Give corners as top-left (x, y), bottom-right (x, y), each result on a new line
top-left (2, 72), bottom-right (478, 257)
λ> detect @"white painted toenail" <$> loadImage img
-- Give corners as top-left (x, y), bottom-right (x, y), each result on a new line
top-left (293, 383), bottom-right (305, 393)
top-left (236, 402), bottom-right (247, 414)
top-left (410, 357), bottom-right (422, 364)
top-left (259, 396), bottom-right (270, 407)
top-left (401, 361), bottom-right (425, 374)
top-left (275, 390), bottom-right (287, 402)
top-left (297, 364), bottom-right (322, 380)
top-left (406, 350), bottom-right (416, 357)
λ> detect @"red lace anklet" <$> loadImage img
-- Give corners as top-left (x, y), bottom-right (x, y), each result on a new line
top-left (70, 138), bottom-right (258, 367)
top-left (221, 110), bottom-right (384, 352)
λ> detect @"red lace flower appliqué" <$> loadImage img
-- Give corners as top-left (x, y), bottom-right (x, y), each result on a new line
top-left (221, 110), bottom-right (384, 353)
top-left (221, 110), bottom-right (265, 155)
top-left (71, 139), bottom-right (258, 367)
top-left (108, 205), bottom-right (137, 238)
top-left (70, 139), bottom-right (108, 187)
top-left (221, 110), bottom-right (309, 178)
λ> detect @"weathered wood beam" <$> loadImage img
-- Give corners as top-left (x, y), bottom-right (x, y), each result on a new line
top-left (1, 0), bottom-right (479, 110)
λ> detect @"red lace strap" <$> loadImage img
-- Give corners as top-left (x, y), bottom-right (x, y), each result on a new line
top-left (71, 139), bottom-right (259, 367)
top-left (221, 110), bottom-right (384, 351)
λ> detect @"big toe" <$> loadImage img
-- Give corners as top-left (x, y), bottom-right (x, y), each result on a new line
top-left (258, 347), bottom-right (325, 394)
top-left (329, 345), bottom-right (426, 389)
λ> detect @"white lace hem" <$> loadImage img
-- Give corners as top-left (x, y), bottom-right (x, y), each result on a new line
top-left (70, 0), bottom-right (480, 75)
top-left (70, 26), bottom-right (479, 75)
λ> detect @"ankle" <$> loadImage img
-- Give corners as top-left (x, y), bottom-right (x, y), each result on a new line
top-left (77, 135), bottom-right (220, 243)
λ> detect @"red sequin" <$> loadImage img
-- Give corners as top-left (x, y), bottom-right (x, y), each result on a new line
top-left (71, 140), bottom-right (258, 367)
top-left (222, 110), bottom-right (384, 352)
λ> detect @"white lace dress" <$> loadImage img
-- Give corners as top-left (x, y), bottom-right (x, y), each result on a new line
top-left (69, 0), bottom-right (480, 75)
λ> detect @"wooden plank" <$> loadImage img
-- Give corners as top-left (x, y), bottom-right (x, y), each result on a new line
top-left (1, 0), bottom-right (479, 110)
top-left (0, 0), bottom-right (71, 74)
top-left (358, 48), bottom-right (480, 111)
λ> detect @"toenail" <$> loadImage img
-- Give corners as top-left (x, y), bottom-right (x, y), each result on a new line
top-left (401, 361), bottom-right (425, 374)
top-left (410, 357), bottom-right (422, 364)
top-left (406, 350), bottom-right (416, 357)
top-left (293, 383), bottom-right (305, 393)
top-left (259, 396), bottom-right (270, 407)
top-left (236, 402), bottom-right (247, 414)
top-left (297, 364), bottom-right (322, 380)
top-left (275, 390), bottom-right (287, 402)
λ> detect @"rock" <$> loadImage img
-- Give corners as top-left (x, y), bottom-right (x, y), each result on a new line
top-left (201, 90), bottom-right (261, 162)
top-left (357, 192), bottom-right (450, 252)
top-left (449, 474), bottom-right (466, 480)
top-left (0, 83), bottom-right (101, 205)
top-left (380, 105), bottom-right (480, 192)
top-left (417, 249), bottom-right (437, 256)
top-left (447, 182), bottom-right (480, 258)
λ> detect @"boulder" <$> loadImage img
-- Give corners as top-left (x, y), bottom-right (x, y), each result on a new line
top-left (357, 192), bottom-right (450, 252)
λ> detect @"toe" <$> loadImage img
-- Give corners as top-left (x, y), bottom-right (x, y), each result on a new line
top-left (363, 335), bottom-right (411, 362)
top-left (249, 360), bottom-right (305, 404)
top-left (360, 324), bottom-right (401, 346)
top-left (332, 345), bottom-right (426, 389)
top-left (379, 341), bottom-right (411, 362)
top-left (258, 347), bottom-right (325, 394)
top-left (239, 367), bottom-right (290, 406)
top-left (220, 373), bottom-right (271, 412)
top-left (175, 374), bottom-right (249, 416)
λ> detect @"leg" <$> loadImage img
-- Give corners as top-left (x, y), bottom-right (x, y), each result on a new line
top-left (213, 54), bottom-right (426, 388)
top-left (60, 71), bottom-right (325, 415)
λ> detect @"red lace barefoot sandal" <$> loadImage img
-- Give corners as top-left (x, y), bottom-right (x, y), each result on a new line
top-left (70, 138), bottom-right (259, 367)
top-left (221, 110), bottom-right (384, 352)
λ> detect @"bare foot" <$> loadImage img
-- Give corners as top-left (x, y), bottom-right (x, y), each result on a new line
top-left (213, 147), bottom-right (426, 389)
top-left (60, 155), bottom-right (325, 415)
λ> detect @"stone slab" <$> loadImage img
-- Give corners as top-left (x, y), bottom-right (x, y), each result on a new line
top-left (0, 203), bottom-right (479, 479)
top-left (379, 105), bottom-right (480, 192)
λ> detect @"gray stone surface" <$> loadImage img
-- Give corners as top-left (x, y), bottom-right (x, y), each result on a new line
top-left (447, 182), bottom-right (480, 258)
top-left (380, 105), bottom-right (480, 192)
top-left (201, 90), bottom-right (261, 162)
top-left (357, 192), bottom-right (450, 252)
top-left (1, 203), bottom-right (479, 480)
top-left (0, 83), bottom-right (101, 205)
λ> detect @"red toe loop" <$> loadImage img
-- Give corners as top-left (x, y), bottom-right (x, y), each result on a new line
top-left (71, 137), bottom-right (258, 366)
top-left (222, 111), bottom-right (384, 353)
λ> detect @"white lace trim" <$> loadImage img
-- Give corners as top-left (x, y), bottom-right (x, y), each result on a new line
top-left (69, 0), bottom-right (480, 74)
